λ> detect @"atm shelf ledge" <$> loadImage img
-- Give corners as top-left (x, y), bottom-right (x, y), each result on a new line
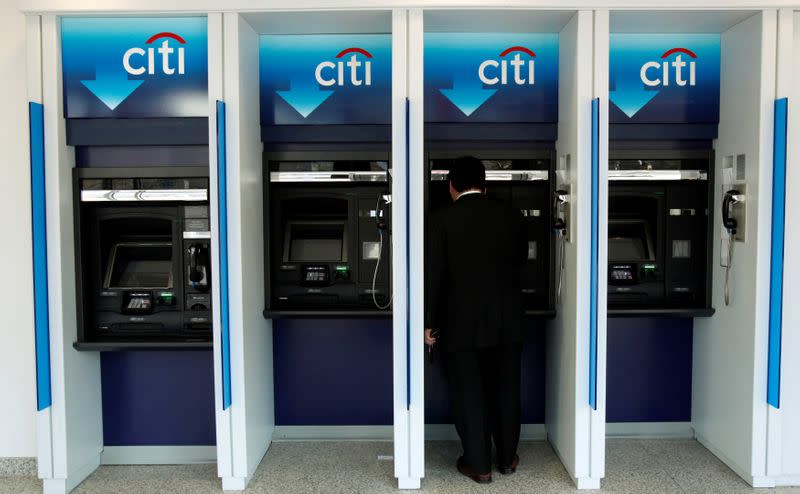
top-left (607, 308), bottom-right (715, 318)
top-left (263, 309), bottom-right (393, 319)
top-left (525, 310), bottom-right (556, 319)
top-left (73, 341), bottom-right (213, 352)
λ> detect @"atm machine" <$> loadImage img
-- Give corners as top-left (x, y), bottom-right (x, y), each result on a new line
top-left (425, 149), bottom-right (561, 315)
top-left (607, 149), bottom-right (715, 315)
top-left (263, 152), bottom-right (393, 315)
top-left (73, 167), bottom-right (213, 345)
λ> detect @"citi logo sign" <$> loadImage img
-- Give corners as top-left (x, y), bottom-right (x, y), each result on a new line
top-left (640, 47), bottom-right (697, 87)
top-left (123, 32), bottom-right (187, 76)
top-left (478, 46), bottom-right (536, 86)
top-left (315, 47), bottom-right (373, 87)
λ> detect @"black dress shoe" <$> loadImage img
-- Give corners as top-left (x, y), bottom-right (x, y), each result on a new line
top-left (457, 456), bottom-right (492, 484)
top-left (498, 454), bottom-right (519, 475)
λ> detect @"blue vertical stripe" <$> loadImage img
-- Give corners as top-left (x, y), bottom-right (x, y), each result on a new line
top-left (216, 101), bottom-right (232, 410)
top-left (589, 98), bottom-right (599, 410)
top-left (405, 98), bottom-right (411, 411)
top-left (30, 102), bottom-right (52, 411)
top-left (767, 97), bottom-right (787, 409)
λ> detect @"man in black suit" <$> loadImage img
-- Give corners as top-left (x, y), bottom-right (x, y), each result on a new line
top-left (425, 156), bottom-right (528, 484)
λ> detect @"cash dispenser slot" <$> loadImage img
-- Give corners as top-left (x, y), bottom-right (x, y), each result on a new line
top-left (264, 155), bottom-right (393, 318)
top-left (73, 167), bottom-right (213, 350)
top-left (426, 151), bottom-right (557, 318)
top-left (607, 152), bottom-right (715, 317)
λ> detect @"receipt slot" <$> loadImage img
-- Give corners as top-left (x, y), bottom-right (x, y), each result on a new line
top-left (426, 151), bottom-right (558, 315)
top-left (263, 153), bottom-right (393, 315)
top-left (607, 150), bottom-right (714, 315)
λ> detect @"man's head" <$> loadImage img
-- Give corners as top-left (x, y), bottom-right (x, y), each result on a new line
top-left (448, 156), bottom-right (486, 202)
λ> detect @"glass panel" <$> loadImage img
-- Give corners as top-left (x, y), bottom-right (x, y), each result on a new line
top-left (609, 220), bottom-right (653, 261)
top-left (430, 158), bottom-right (550, 172)
top-left (105, 242), bottom-right (173, 289)
top-left (608, 158), bottom-right (709, 171)
top-left (81, 177), bottom-right (208, 191)
top-left (288, 224), bottom-right (345, 262)
top-left (271, 161), bottom-right (389, 172)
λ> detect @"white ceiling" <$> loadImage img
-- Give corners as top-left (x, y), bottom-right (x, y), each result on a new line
top-left (611, 10), bottom-right (758, 33)
top-left (242, 11), bottom-right (392, 34)
top-left (425, 10), bottom-right (575, 33)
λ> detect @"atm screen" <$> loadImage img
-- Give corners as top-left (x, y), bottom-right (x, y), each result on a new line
top-left (609, 220), bottom-right (653, 261)
top-left (288, 223), bottom-right (345, 262)
top-left (105, 242), bottom-right (174, 289)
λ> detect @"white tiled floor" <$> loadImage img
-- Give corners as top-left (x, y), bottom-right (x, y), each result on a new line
top-left (2, 439), bottom-right (800, 493)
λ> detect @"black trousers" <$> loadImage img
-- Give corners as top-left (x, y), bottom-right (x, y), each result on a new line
top-left (444, 343), bottom-right (523, 474)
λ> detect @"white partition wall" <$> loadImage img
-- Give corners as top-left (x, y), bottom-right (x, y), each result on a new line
top-left (546, 10), bottom-right (604, 490)
top-left (692, 11), bottom-right (778, 487)
top-left (779, 8), bottom-right (800, 485)
top-left (764, 8), bottom-right (800, 486)
top-left (214, 12), bottom-right (275, 490)
top-left (394, 8), bottom-right (421, 490)
top-left (591, 9), bottom-right (609, 489)
top-left (33, 14), bottom-right (105, 494)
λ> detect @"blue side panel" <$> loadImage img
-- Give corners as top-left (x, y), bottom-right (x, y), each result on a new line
top-left (405, 98), bottom-right (411, 411)
top-left (425, 327), bottom-right (546, 424)
top-left (102, 351), bottom-right (216, 445)
top-left (273, 319), bottom-right (393, 425)
top-left (606, 318), bottom-right (693, 422)
top-left (216, 100), bottom-right (232, 410)
top-left (768, 97), bottom-right (788, 409)
top-left (589, 98), bottom-right (599, 410)
top-left (29, 102), bottom-right (52, 412)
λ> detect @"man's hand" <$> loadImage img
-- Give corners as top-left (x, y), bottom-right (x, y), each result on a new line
top-left (425, 328), bottom-right (438, 346)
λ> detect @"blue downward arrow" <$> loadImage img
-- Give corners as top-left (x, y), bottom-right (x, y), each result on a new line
top-left (439, 73), bottom-right (497, 117)
top-left (609, 77), bottom-right (660, 118)
top-left (276, 78), bottom-right (334, 118)
top-left (81, 64), bottom-right (144, 111)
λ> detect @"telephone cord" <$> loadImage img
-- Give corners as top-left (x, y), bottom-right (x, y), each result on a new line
top-left (372, 194), bottom-right (393, 310)
top-left (724, 236), bottom-right (735, 306)
top-left (556, 231), bottom-right (566, 305)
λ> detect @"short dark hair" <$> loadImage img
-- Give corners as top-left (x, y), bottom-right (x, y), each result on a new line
top-left (448, 156), bottom-right (486, 192)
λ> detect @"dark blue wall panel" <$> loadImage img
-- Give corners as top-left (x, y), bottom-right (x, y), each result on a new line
top-left (97, 316), bottom-right (692, 443)
top-left (606, 317), bottom-right (693, 422)
top-left (425, 327), bottom-right (546, 424)
top-left (274, 319), bottom-right (394, 425)
top-left (99, 317), bottom-right (692, 443)
top-left (101, 351), bottom-right (216, 446)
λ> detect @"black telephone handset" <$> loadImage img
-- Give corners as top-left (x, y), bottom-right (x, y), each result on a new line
top-left (188, 244), bottom-right (209, 290)
top-left (722, 189), bottom-right (741, 234)
top-left (722, 190), bottom-right (742, 306)
top-left (552, 189), bottom-right (569, 305)
top-left (188, 244), bottom-right (202, 282)
top-left (376, 207), bottom-right (388, 231)
top-left (376, 193), bottom-right (391, 232)
top-left (553, 189), bottom-right (568, 233)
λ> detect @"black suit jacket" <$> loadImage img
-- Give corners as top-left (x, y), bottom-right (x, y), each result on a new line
top-left (426, 193), bottom-right (528, 352)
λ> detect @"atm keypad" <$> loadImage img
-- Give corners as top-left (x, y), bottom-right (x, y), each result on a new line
top-left (611, 270), bottom-right (634, 281)
top-left (302, 266), bottom-right (330, 284)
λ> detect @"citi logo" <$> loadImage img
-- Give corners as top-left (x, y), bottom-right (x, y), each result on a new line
top-left (478, 46), bottom-right (536, 86)
top-left (315, 47), bottom-right (373, 87)
top-left (123, 32), bottom-right (186, 76)
top-left (640, 47), bottom-right (697, 87)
